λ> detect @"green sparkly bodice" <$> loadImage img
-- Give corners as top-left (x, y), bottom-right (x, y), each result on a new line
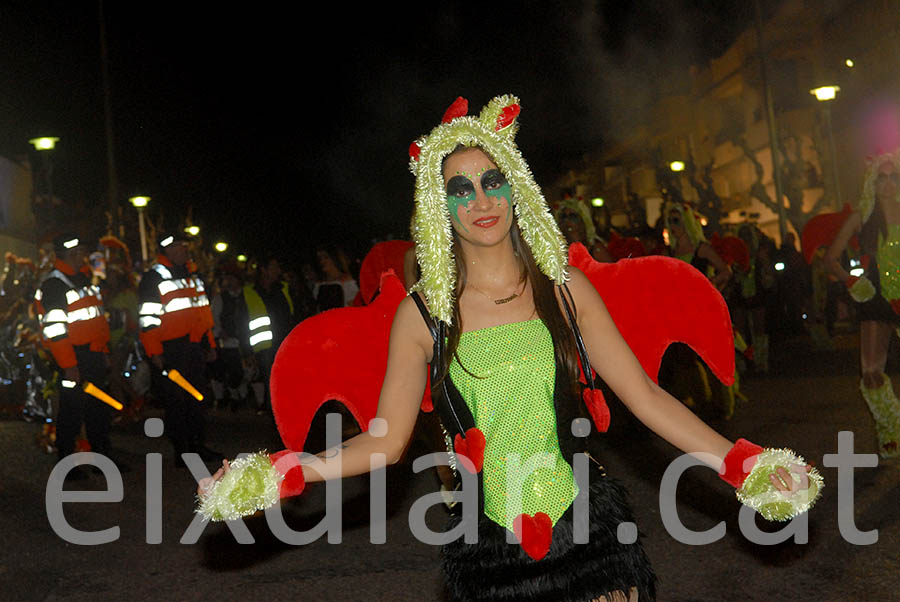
top-left (449, 319), bottom-right (577, 530)
top-left (876, 224), bottom-right (900, 301)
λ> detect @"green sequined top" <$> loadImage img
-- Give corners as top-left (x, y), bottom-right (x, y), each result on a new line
top-left (876, 223), bottom-right (900, 301)
top-left (449, 319), bottom-right (578, 531)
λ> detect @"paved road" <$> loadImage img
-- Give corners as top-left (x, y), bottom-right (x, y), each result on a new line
top-left (1, 331), bottom-right (898, 601)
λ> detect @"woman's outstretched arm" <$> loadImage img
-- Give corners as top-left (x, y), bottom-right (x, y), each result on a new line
top-left (564, 267), bottom-right (733, 466)
top-left (199, 295), bottom-right (431, 495)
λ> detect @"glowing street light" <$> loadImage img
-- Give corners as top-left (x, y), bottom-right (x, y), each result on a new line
top-left (214, 241), bottom-right (228, 253)
top-left (129, 196), bottom-right (151, 263)
top-left (28, 137), bottom-right (59, 151)
top-left (29, 136), bottom-right (60, 205)
top-left (669, 161), bottom-right (685, 172)
top-left (810, 85), bottom-right (840, 101)
top-left (236, 254), bottom-right (248, 262)
top-left (184, 225), bottom-right (200, 236)
top-left (810, 85), bottom-right (842, 207)
top-left (591, 197), bottom-right (604, 207)
top-left (845, 59), bottom-right (854, 68)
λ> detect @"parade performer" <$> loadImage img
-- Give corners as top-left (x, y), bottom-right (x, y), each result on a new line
top-left (138, 231), bottom-right (221, 466)
top-left (553, 194), bottom-right (613, 262)
top-left (197, 96), bottom-right (821, 601)
top-left (662, 201), bottom-right (740, 418)
top-left (35, 233), bottom-right (113, 477)
top-left (825, 151), bottom-right (900, 458)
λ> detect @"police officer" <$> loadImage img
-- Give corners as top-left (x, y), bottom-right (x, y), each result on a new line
top-left (35, 233), bottom-right (112, 478)
top-left (138, 232), bottom-right (221, 467)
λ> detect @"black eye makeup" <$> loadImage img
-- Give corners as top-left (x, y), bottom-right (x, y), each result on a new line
top-left (480, 169), bottom-right (507, 190)
top-left (446, 175), bottom-right (475, 198)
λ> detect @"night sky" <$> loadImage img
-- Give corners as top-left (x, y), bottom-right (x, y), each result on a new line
top-left (0, 1), bottom-right (758, 265)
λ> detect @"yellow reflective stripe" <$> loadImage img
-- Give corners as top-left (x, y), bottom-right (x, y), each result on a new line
top-left (43, 323), bottom-right (67, 339)
top-left (139, 302), bottom-right (163, 316)
top-left (139, 316), bottom-right (162, 328)
top-left (248, 316), bottom-right (271, 331)
top-left (249, 331), bottom-right (273, 347)
top-left (43, 308), bottom-right (68, 324)
top-left (67, 306), bottom-right (101, 323)
top-left (164, 297), bottom-right (192, 313)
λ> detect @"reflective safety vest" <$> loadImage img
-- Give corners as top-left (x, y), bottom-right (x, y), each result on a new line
top-left (138, 258), bottom-right (215, 356)
top-left (35, 263), bottom-right (110, 369)
top-left (243, 282), bottom-right (293, 352)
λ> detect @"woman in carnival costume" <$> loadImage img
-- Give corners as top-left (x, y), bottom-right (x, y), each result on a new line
top-left (197, 96), bottom-right (821, 601)
top-left (553, 195), bottom-right (614, 262)
top-left (662, 200), bottom-right (743, 418)
top-left (825, 150), bottom-right (900, 458)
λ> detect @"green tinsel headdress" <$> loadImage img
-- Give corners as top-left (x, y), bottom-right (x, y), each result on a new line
top-left (858, 149), bottom-right (900, 224)
top-left (553, 195), bottom-right (600, 246)
top-left (663, 200), bottom-right (706, 250)
top-left (407, 95), bottom-right (568, 325)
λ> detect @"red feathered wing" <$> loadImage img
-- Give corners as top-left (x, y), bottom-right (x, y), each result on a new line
top-left (709, 233), bottom-right (750, 273)
top-left (569, 242), bottom-right (734, 386)
top-left (269, 270), bottom-right (427, 451)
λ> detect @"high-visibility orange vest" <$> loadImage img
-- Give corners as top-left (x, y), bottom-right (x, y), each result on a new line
top-left (138, 256), bottom-right (215, 356)
top-left (34, 260), bottom-right (110, 369)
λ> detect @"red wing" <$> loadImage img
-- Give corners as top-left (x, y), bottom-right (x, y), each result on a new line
top-left (801, 204), bottom-right (856, 264)
top-left (358, 240), bottom-right (415, 304)
top-left (569, 242), bottom-right (734, 386)
top-left (269, 270), bottom-right (429, 451)
top-left (709, 233), bottom-right (750, 273)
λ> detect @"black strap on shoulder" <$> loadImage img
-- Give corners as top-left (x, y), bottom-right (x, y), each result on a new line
top-left (409, 292), bottom-right (469, 437)
top-left (410, 292), bottom-right (438, 342)
top-left (559, 283), bottom-right (597, 392)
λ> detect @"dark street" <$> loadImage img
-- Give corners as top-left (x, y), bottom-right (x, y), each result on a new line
top-left (1, 330), bottom-right (897, 602)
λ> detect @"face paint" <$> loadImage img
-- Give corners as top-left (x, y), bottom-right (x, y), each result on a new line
top-left (446, 175), bottom-right (475, 232)
top-left (481, 169), bottom-right (512, 223)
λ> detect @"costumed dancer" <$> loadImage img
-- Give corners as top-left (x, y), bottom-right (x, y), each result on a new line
top-left (197, 96), bottom-right (821, 601)
top-left (731, 223), bottom-right (777, 374)
top-left (662, 201), bottom-right (739, 418)
top-left (824, 151), bottom-right (900, 458)
top-left (553, 194), bottom-right (614, 262)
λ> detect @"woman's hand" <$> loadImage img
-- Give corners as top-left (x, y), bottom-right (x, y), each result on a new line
top-left (197, 459), bottom-right (230, 498)
top-left (769, 463), bottom-right (814, 497)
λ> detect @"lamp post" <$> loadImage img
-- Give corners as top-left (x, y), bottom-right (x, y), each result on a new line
top-left (214, 241), bottom-right (228, 253)
top-left (184, 225), bottom-right (200, 237)
top-left (28, 137), bottom-right (59, 205)
top-left (810, 85), bottom-right (842, 209)
top-left (129, 196), bottom-right (150, 264)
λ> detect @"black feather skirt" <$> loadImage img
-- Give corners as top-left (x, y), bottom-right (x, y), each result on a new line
top-left (440, 474), bottom-right (657, 602)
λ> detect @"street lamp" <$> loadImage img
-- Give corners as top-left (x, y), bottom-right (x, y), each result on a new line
top-left (129, 196), bottom-right (151, 264)
top-left (28, 136), bottom-right (60, 205)
top-left (591, 197), bottom-right (604, 207)
top-left (236, 254), bottom-right (248, 263)
top-left (184, 225), bottom-right (200, 236)
top-left (214, 241), bottom-right (228, 253)
top-left (669, 161), bottom-right (685, 172)
top-left (810, 85), bottom-right (842, 208)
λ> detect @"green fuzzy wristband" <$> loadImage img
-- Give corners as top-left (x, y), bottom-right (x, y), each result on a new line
top-left (196, 452), bottom-right (283, 522)
top-left (849, 276), bottom-right (876, 303)
top-left (735, 448), bottom-right (824, 522)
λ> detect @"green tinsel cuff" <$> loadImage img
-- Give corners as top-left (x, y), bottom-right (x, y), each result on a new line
top-left (196, 452), bottom-right (283, 522)
top-left (735, 448), bottom-right (824, 522)
top-left (848, 276), bottom-right (876, 303)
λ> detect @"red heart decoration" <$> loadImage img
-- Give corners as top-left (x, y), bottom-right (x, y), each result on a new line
top-left (441, 96), bottom-right (469, 123)
top-left (453, 427), bottom-right (485, 473)
top-left (513, 512), bottom-right (552, 561)
top-left (583, 387), bottom-right (610, 433)
top-left (495, 103), bottom-right (520, 131)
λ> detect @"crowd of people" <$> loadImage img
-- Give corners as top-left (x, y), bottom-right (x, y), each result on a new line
top-left (0, 227), bottom-right (365, 477)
